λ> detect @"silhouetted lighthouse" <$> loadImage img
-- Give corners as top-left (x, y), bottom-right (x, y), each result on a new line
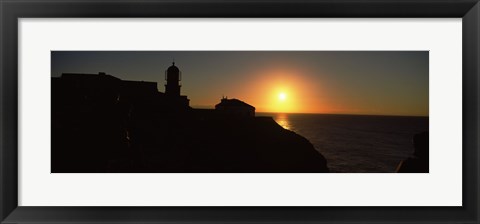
top-left (165, 62), bottom-right (181, 96)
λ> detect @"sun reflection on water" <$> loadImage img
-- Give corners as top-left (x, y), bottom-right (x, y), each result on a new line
top-left (275, 113), bottom-right (291, 130)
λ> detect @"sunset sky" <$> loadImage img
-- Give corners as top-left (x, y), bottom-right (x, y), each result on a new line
top-left (51, 51), bottom-right (428, 116)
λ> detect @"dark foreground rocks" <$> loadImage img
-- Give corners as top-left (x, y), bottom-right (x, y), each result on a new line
top-left (396, 131), bottom-right (429, 173)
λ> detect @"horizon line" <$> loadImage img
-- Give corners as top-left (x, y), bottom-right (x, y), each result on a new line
top-left (190, 106), bottom-right (428, 117)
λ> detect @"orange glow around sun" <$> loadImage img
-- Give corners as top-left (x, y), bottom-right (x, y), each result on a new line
top-left (271, 88), bottom-right (295, 113)
top-left (242, 67), bottom-right (324, 113)
top-left (216, 65), bottom-right (332, 114)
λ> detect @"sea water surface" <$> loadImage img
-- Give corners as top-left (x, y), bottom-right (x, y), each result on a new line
top-left (257, 113), bottom-right (429, 173)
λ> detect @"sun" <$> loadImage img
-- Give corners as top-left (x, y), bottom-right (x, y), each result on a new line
top-left (278, 92), bottom-right (287, 101)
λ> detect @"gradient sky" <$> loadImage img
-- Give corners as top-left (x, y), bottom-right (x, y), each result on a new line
top-left (51, 51), bottom-right (428, 116)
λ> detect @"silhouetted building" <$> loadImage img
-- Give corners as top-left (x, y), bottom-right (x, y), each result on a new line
top-left (215, 97), bottom-right (255, 117)
top-left (52, 72), bottom-right (123, 107)
top-left (165, 62), bottom-right (181, 96)
top-left (52, 62), bottom-right (190, 113)
top-left (164, 62), bottom-right (190, 108)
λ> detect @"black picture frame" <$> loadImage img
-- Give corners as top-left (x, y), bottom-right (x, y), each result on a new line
top-left (1, 0), bottom-right (479, 223)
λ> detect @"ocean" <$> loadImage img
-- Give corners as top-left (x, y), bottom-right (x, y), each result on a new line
top-left (257, 113), bottom-right (429, 173)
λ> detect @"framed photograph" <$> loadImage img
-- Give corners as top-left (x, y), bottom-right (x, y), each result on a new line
top-left (1, 0), bottom-right (479, 223)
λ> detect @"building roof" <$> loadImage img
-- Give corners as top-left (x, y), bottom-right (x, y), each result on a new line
top-left (61, 72), bottom-right (121, 82)
top-left (59, 72), bottom-right (158, 94)
top-left (215, 98), bottom-right (255, 109)
top-left (167, 62), bottom-right (180, 73)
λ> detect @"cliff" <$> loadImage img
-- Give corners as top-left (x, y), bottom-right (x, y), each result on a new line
top-left (52, 105), bottom-right (329, 172)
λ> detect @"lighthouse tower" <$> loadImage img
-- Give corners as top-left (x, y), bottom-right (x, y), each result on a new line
top-left (165, 62), bottom-right (181, 96)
